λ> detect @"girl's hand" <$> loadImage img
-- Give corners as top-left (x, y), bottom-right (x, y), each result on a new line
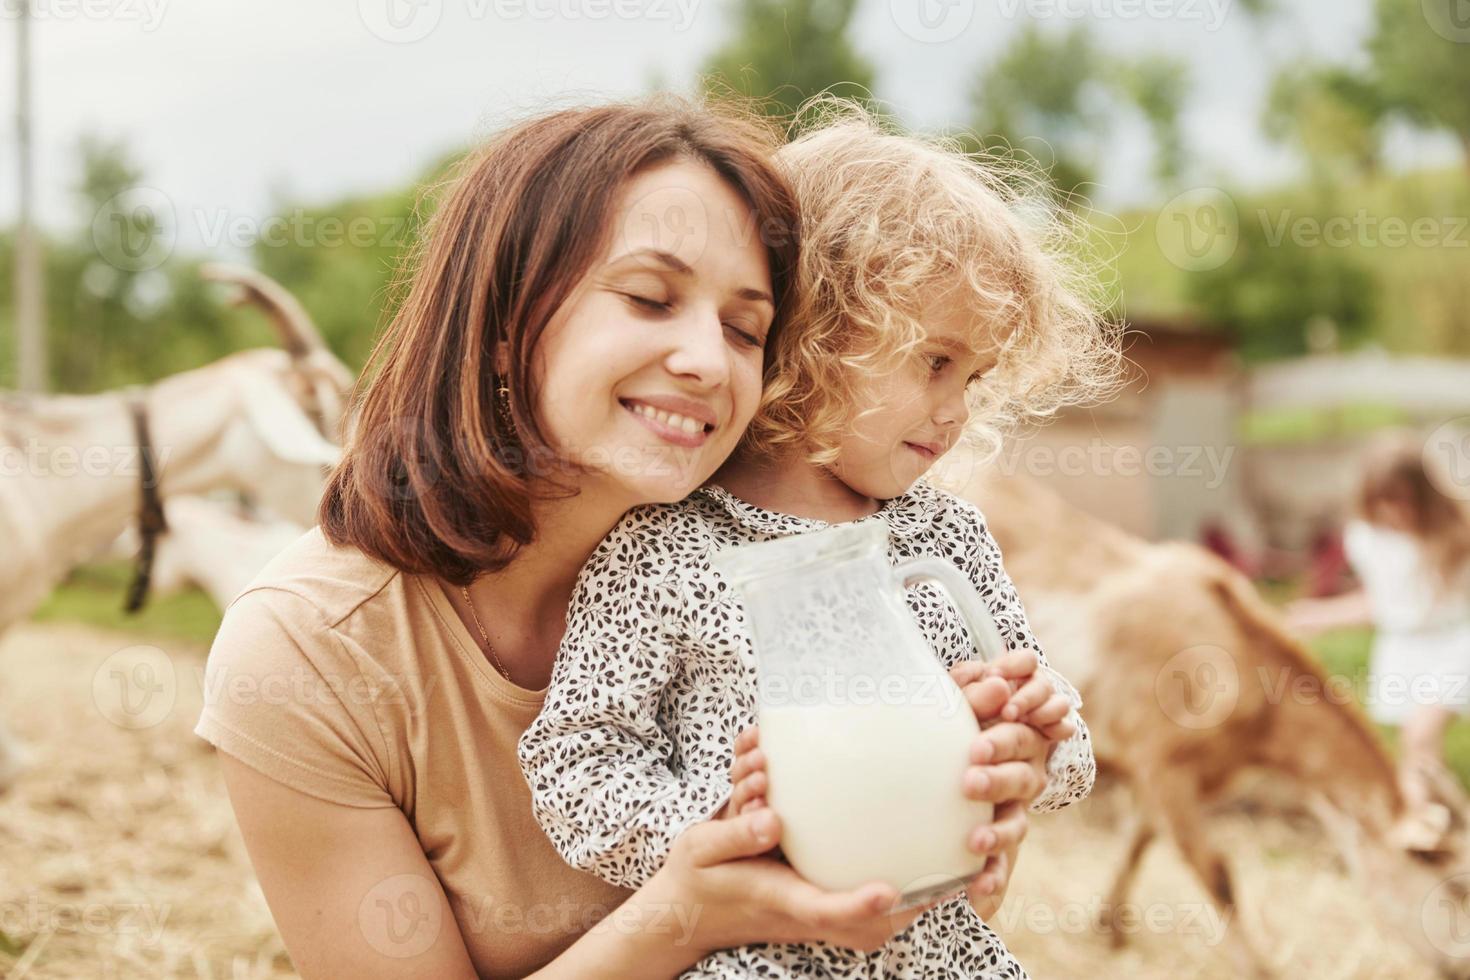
top-left (951, 655), bottom-right (1075, 742)
top-left (1284, 591), bottom-right (1372, 637)
top-left (960, 721), bottom-right (1050, 918)
top-left (963, 802), bottom-right (1022, 921)
top-left (950, 661), bottom-right (1055, 920)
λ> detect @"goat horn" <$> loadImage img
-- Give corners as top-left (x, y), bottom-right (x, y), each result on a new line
top-left (200, 263), bottom-right (327, 359)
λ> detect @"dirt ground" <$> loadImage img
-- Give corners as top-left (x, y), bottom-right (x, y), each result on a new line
top-left (0, 620), bottom-right (1441, 978)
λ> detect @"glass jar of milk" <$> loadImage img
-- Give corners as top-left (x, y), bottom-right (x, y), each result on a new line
top-left (712, 520), bottom-right (1007, 910)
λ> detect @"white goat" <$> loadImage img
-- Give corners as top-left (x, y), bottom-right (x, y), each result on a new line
top-left (120, 495), bottom-right (306, 611)
top-left (0, 264), bottom-right (353, 790)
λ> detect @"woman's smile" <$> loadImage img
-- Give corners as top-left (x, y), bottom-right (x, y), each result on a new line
top-left (621, 396), bottom-right (718, 449)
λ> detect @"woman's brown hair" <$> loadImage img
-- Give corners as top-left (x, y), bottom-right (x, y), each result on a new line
top-left (319, 95), bottom-right (799, 585)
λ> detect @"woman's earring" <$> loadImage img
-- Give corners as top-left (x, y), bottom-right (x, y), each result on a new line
top-left (495, 383), bottom-right (514, 429)
top-left (493, 382), bottom-right (527, 475)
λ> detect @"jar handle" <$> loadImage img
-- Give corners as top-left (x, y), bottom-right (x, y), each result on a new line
top-left (893, 557), bottom-right (1006, 663)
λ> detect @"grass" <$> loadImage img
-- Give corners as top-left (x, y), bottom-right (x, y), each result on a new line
top-left (29, 560), bottom-right (223, 648)
top-left (1236, 402), bottom-right (1413, 446)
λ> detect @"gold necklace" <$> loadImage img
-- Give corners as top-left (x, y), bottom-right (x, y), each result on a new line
top-left (460, 584), bottom-right (512, 682)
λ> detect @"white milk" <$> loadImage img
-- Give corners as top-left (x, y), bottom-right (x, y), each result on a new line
top-left (760, 700), bottom-right (993, 899)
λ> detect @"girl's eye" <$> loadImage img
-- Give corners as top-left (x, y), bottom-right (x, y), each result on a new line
top-left (967, 371), bottom-right (988, 387)
top-left (926, 353), bottom-right (950, 374)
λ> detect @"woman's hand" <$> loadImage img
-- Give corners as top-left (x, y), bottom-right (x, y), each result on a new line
top-left (715, 649), bottom-right (1073, 933)
top-left (689, 725), bottom-right (940, 953)
top-left (653, 804), bottom-right (931, 957)
top-left (721, 686), bottom-right (1053, 930)
top-left (724, 725), bottom-right (769, 818)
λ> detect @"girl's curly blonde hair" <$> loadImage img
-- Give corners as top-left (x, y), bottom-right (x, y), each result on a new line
top-left (741, 99), bottom-right (1126, 468)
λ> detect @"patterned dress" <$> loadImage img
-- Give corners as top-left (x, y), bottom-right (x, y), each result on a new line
top-left (518, 480), bottom-right (1095, 978)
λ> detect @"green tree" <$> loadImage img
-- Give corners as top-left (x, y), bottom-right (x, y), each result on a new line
top-left (967, 25), bottom-right (1190, 202)
top-left (969, 25), bottom-right (1108, 201)
top-left (1368, 0), bottom-right (1470, 171)
top-left (67, 134), bottom-right (160, 389)
top-left (700, 0), bottom-right (876, 118)
top-left (66, 136), bottom-right (278, 390)
top-left (1263, 66), bottom-right (1386, 181)
top-left (0, 134), bottom-right (382, 392)
top-left (249, 149), bottom-right (456, 372)
top-left (1117, 55), bottom-right (1190, 188)
top-left (1186, 196), bottom-right (1378, 360)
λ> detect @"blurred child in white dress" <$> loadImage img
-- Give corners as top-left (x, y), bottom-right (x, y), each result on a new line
top-left (1289, 430), bottom-right (1470, 818)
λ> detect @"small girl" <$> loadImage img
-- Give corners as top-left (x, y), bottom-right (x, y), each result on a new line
top-left (1289, 429), bottom-right (1470, 826)
top-left (518, 106), bottom-right (1122, 978)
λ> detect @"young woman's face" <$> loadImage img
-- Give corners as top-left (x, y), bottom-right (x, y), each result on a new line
top-left (828, 286), bottom-right (1001, 501)
top-left (533, 159), bottom-right (776, 506)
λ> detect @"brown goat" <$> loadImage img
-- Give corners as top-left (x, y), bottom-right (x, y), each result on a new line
top-left (951, 466), bottom-right (1470, 978)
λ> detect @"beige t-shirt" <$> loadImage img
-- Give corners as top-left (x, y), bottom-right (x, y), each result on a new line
top-left (193, 527), bottom-right (632, 979)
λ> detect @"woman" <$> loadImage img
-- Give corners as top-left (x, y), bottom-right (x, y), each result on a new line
top-left (195, 96), bottom-right (1054, 979)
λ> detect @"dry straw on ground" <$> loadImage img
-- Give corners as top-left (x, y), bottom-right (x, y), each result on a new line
top-left (0, 621), bottom-right (1438, 978)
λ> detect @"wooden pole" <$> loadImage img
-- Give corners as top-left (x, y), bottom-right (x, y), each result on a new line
top-left (15, 0), bottom-right (47, 393)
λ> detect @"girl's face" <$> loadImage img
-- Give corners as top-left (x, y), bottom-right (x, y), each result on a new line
top-left (828, 286), bottom-right (1001, 501)
top-left (1369, 491), bottom-right (1416, 533)
top-left (532, 159), bottom-right (776, 507)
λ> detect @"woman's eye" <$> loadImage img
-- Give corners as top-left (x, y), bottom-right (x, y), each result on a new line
top-left (725, 323), bottom-right (764, 348)
top-left (623, 294), bottom-right (670, 312)
top-left (926, 353), bottom-right (950, 374)
top-left (967, 371), bottom-right (988, 387)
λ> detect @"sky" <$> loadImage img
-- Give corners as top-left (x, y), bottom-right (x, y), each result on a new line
top-left (1, 0), bottom-right (1462, 258)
